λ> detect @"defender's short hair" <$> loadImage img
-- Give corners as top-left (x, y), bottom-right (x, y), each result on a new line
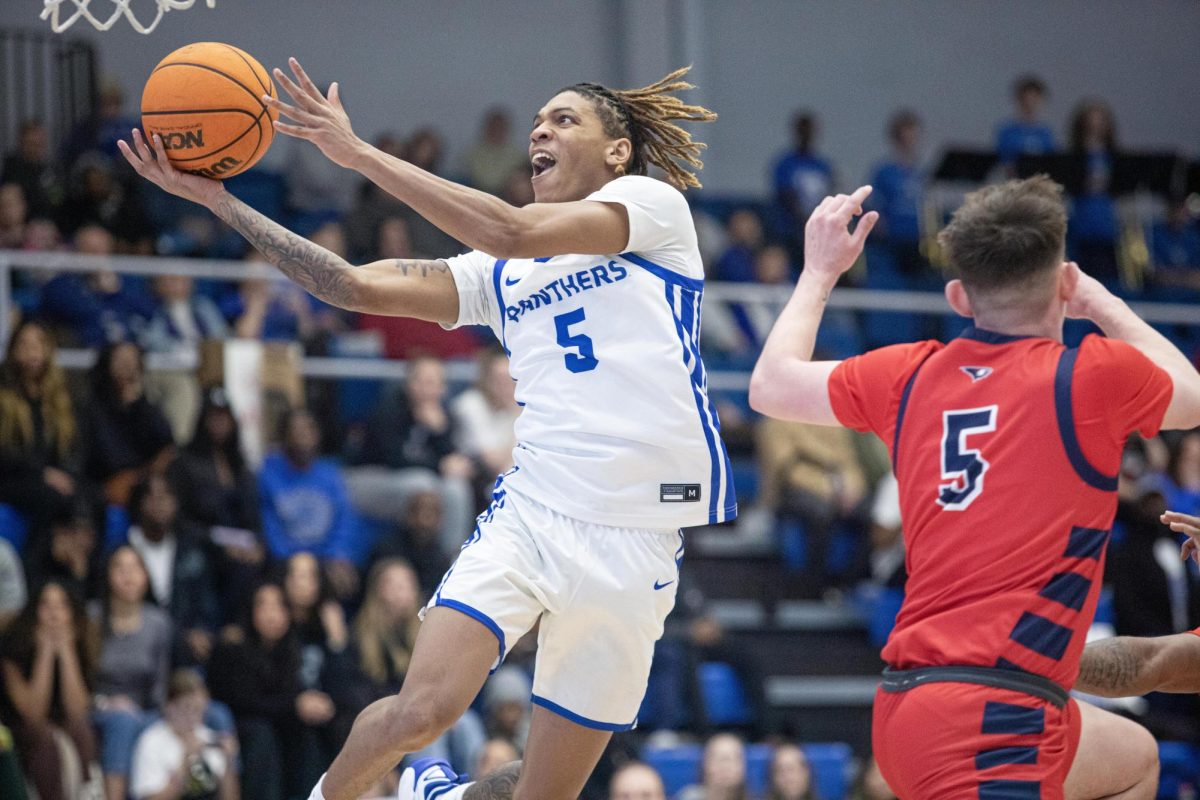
top-left (937, 175), bottom-right (1067, 293)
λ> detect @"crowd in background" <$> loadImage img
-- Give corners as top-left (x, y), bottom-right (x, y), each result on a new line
top-left (0, 72), bottom-right (1199, 800)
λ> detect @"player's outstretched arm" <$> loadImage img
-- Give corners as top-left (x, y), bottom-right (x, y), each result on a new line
top-left (749, 187), bottom-right (878, 425)
top-left (118, 129), bottom-right (459, 323)
top-left (1076, 633), bottom-right (1200, 696)
top-left (1066, 268), bottom-right (1200, 430)
top-left (265, 59), bottom-right (631, 259)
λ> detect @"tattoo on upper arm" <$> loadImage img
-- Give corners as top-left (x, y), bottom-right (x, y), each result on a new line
top-left (463, 761), bottom-right (521, 800)
top-left (1077, 638), bottom-right (1146, 694)
top-left (392, 259), bottom-right (450, 277)
top-left (212, 194), bottom-right (358, 307)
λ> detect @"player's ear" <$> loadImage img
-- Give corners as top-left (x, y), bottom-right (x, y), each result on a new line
top-left (945, 279), bottom-right (973, 318)
top-left (605, 137), bottom-right (633, 171)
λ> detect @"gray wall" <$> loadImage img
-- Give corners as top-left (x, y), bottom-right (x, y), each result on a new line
top-left (16, 0), bottom-right (1200, 195)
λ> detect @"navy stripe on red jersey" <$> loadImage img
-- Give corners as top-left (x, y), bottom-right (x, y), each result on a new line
top-left (1009, 612), bottom-right (1073, 661)
top-left (1037, 571), bottom-right (1091, 611)
top-left (981, 702), bottom-right (1044, 735)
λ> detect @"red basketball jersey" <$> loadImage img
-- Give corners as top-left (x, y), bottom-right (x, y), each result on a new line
top-left (829, 327), bottom-right (1172, 688)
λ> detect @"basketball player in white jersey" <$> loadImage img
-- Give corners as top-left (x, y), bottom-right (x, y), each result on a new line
top-left (119, 60), bottom-right (735, 800)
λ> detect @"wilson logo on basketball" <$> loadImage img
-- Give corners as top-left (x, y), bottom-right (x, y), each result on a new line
top-left (159, 130), bottom-right (205, 150)
top-left (186, 156), bottom-right (242, 178)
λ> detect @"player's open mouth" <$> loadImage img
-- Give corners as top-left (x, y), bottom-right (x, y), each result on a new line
top-left (531, 151), bottom-right (557, 178)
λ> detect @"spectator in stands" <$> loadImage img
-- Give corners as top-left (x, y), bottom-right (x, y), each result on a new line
top-left (0, 538), bottom-right (26, 631)
top-left (400, 128), bottom-right (462, 258)
top-left (129, 668), bottom-right (238, 800)
top-left (24, 500), bottom-right (94, 595)
top-left (475, 738), bottom-right (520, 780)
top-left (868, 110), bottom-right (929, 279)
top-left (463, 107), bottom-right (529, 195)
top-left (259, 408), bottom-right (360, 598)
top-left (1067, 99), bottom-right (1121, 283)
top-left (2, 120), bottom-right (64, 217)
top-left (452, 346), bottom-right (519, 481)
top-left (714, 209), bottom-right (764, 284)
top-left (756, 417), bottom-right (871, 593)
top-left (59, 152), bottom-right (153, 252)
top-left (0, 183), bottom-right (28, 249)
top-left (609, 762), bottom-right (666, 800)
top-left (1166, 431), bottom-right (1200, 515)
top-left (847, 756), bottom-right (896, 800)
top-left (368, 490), bottom-right (451, 594)
top-left (230, 250), bottom-right (315, 342)
top-left (83, 341), bottom-right (175, 507)
top-left (0, 580), bottom-right (98, 800)
top-left (482, 665), bottom-right (532, 753)
top-left (207, 581), bottom-right (337, 800)
top-left (124, 475), bottom-right (220, 665)
top-left (772, 111), bottom-right (835, 259)
top-left (500, 166), bottom-right (535, 208)
top-left (344, 132), bottom-right (408, 258)
top-left (281, 132), bottom-right (357, 218)
top-left (867, 474), bottom-right (905, 589)
top-left (62, 80), bottom-right (138, 170)
top-left (347, 356), bottom-right (475, 554)
top-left (0, 320), bottom-right (81, 557)
top-left (353, 558), bottom-right (422, 697)
top-left (767, 745), bottom-right (815, 800)
top-left (39, 224), bottom-right (155, 347)
top-left (140, 274), bottom-right (228, 440)
top-left (676, 732), bottom-right (750, 800)
top-left (1150, 196), bottom-right (1200, 290)
top-left (23, 216), bottom-right (63, 252)
top-left (90, 545), bottom-right (173, 800)
top-left (375, 215), bottom-right (414, 261)
top-left (995, 74), bottom-right (1056, 165)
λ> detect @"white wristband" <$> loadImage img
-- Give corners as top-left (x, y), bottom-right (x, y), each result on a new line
top-left (307, 774), bottom-right (328, 800)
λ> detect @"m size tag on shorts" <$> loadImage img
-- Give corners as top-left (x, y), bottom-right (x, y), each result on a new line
top-left (660, 484), bottom-right (701, 502)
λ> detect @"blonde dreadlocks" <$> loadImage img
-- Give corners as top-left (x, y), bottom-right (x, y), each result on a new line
top-left (565, 66), bottom-right (717, 191)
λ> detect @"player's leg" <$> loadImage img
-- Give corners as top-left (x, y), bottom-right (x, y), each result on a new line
top-left (493, 707), bottom-right (611, 800)
top-left (321, 607), bottom-right (498, 800)
top-left (1063, 700), bottom-right (1158, 800)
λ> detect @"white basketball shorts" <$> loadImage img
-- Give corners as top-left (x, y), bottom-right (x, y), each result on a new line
top-left (422, 479), bottom-right (684, 731)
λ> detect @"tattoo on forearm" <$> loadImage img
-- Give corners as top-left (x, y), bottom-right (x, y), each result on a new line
top-left (392, 259), bottom-right (450, 277)
top-left (463, 761), bottom-right (521, 800)
top-left (212, 193), bottom-right (358, 307)
top-left (1077, 638), bottom-right (1146, 694)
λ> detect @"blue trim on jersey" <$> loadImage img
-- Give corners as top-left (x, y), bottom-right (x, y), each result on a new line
top-left (1009, 611), bottom-right (1072, 661)
top-left (978, 780), bottom-right (1041, 800)
top-left (621, 251), bottom-right (705, 292)
top-left (975, 746), bottom-right (1039, 771)
top-left (533, 256), bottom-right (552, 263)
top-left (1054, 348), bottom-right (1118, 491)
top-left (1064, 526), bottom-right (1109, 561)
top-left (530, 694), bottom-right (637, 731)
top-left (891, 360), bottom-right (925, 470)
top-left (433, 598), bottom-right (505, 671)
top-left (981, 701), bottom-right (1044, 735)
top-left (959, 326), bottom-right (1036, 345)
top-left (679, 286), bottom-right (730, 522)
top-left (1038, 571), bottom-right (1091, 611)
top-left (491, 259), bottom-right (510, 355)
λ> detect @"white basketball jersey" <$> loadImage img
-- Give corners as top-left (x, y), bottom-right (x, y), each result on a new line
top-left (442, 175), bottom-right (736, 529)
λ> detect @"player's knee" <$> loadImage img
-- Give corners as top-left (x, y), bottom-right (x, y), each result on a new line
top-left (1129, 722), bottom-right (1160, 786)
top-left (386, 693), bottom-right (457, 751)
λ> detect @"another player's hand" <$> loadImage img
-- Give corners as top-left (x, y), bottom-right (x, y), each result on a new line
top-left (118, 129), bottom-right (225, 208)
top-left (802, 186), bottom-right (879, 285)
top-left (1168, 511), bottom-right (1200, 565)
top-left (267, 58), bottom-right (363, 169)
top-left (1064, 262), bottom-right (1114, 320)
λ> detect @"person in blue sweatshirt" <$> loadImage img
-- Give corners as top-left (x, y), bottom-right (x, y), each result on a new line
top-left (258, 408), bottom-right (361, 599)
top-left (995, 74), bottom-right (1056, 166)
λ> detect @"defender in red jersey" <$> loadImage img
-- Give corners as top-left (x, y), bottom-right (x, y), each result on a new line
top-left (1076, 511), bottom-right (1200, 698)
top-left (751, 178), bottom-right (1200, 799)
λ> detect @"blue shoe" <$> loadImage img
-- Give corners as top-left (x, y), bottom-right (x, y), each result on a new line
top-left (398, 758), bottom-right (466, 800)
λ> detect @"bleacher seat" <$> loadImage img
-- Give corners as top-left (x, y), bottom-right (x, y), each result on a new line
top-left (868, 586), bottom-right (905, 649)
top-left (1158, 741), bottom-right (1200, 798)
top-left (642, 744), bottom-right (701, 796)
top-left (804, 742), bottom-right (853, 800)
top-left (0, 503), bottom-right (29, 554)
top-left (698, 661), bottom-right (753, 727)
top-left (103, 505), bottom-right (130, 552)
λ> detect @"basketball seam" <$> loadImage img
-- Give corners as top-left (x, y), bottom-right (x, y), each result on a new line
top-left (147, 109), bottom-right (263, 165)
top-left (220, 44), bottom-right (270, 95)
top-left (151, 61), bottom-right (266, 112)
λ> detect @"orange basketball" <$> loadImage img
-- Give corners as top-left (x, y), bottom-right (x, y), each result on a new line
top-left (141, 42), bottom-right (278, 180)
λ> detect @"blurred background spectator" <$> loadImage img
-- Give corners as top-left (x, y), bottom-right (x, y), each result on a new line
top-left (995, 74), bottom-right (1056, 165)
top-left (463, 108), bottom-right (528, 196)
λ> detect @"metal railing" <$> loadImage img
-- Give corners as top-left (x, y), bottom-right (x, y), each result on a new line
top-left (2, 249), bottom-right (1197, 389)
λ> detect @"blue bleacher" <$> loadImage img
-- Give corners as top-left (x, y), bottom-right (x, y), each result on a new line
top-left (0, 503), bottom-right (29, 554)
top-left (1158, 741), bottom-right (1200, 798)
top-left (697, 661), bottom-right (753, 727)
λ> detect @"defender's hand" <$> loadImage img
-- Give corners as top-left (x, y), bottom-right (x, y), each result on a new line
top-left (1064, 263), bottom-right (1114, 321)
top-left (1168, 511), bottom-right (1200, 565)
top-left (802, 185), bottom-right (878, 284)
top-left (118, 129), bottom-right (225, 208)
top-left (267, 58), bottom-right (363, 169)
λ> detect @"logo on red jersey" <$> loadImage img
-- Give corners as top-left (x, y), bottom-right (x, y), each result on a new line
top-left (960, 366), bottom-right (993, 382)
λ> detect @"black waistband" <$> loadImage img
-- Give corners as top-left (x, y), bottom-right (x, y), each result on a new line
top-left (881, 665), bottom-right (1069, 709)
